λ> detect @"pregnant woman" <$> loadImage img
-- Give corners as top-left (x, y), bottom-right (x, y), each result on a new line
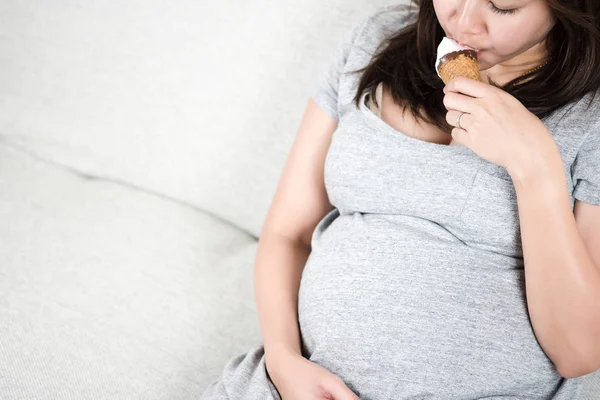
top-left (202, 1), bottom-right (600, 398)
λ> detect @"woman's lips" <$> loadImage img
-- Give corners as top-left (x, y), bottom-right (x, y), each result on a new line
top-left (446, 36), bottom-right (483, 55)
top-left (463, 45), bottom-right (483, 56)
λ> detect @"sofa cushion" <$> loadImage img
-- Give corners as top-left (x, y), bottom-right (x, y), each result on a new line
top-left (0, 143), bottom-right (261, 398)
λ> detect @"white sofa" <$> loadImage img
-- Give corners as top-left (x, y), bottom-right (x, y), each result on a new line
top-left (0, 1), bottom-right (598, 399)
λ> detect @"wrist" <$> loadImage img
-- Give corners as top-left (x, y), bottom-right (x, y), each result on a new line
top-left (264, 343), bottom-right (302, 366)
top-left (264, 344), bottom-right (303, 382)
top-left (508, 156), bottom-right (567, 197)
top-left (507, 139), bottom-right (563, 190)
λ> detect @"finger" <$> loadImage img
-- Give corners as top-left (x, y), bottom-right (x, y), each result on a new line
top-left (326, 376), bottom-right (360, 400)
top-left (443, 76), bottom-right (488, 98)
top-left (446, 109), bottom-right (471, 130)
top-left (443, 92), bottom-right (476, 114)
top-left (451, 127), bottom-right (470, 147)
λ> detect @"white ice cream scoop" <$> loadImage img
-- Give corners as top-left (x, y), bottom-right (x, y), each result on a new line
top-left (435, 37), bottom-right (478, 79)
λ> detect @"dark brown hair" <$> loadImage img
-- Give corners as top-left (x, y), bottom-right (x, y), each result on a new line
top-left (351, 0), bottom-right (600, 133)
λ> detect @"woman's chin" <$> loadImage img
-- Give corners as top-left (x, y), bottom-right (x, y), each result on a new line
top-left (478, 58), bottom-right (494, 72)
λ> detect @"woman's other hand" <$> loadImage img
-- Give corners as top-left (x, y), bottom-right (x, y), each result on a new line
top-left (266, 348), bottom-right (360, 400)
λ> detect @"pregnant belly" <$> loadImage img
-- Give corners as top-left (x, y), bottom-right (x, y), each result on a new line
top-left (297, 212), bottom-right (564, 399)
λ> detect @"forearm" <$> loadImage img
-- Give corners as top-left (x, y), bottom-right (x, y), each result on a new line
top-left (510, 152), bottom-right (600, 378)
top-left (254, 232), bottom-right (311, 361)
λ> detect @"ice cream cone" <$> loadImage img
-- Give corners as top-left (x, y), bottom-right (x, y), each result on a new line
top-left (435, 38), bottom-right (481, 84)
top-left (438, 51), bottom-right (480, 84)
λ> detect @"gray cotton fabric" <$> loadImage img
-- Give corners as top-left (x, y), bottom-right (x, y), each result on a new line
top-left (202, 4), bottom-right (600, 400)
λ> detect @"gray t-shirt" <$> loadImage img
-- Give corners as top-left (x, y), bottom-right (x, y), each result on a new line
top-left (201, 4), bottom-right (600, 400)
top-left (301, 3), bottom-right (600, 399)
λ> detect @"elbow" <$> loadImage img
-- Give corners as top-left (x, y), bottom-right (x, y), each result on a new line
top-left (556, 358), bottom-right (600, 379)
top-left (554, 326), bottom-right (600, 378)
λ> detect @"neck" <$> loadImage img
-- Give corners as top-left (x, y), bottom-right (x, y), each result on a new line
top-left (480, 41), bottom-right (549, 86)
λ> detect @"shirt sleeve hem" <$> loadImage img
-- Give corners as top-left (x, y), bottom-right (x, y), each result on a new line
top-left (311, 93), bottom-right (339, 121)
top-left (573, 181), bottom-right (600, 205)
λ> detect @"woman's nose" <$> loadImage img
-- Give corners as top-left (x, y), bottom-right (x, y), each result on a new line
top-left (455, 0), bottom-right (484, 39)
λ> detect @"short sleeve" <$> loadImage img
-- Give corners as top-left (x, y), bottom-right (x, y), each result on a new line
top-left (572, 128), bottom-right (600, 205)
top-left (310, 19), bottom-right (367, 121)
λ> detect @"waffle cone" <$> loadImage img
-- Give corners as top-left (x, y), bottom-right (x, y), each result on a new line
top-left (438, 54), bottom-right (480, 84)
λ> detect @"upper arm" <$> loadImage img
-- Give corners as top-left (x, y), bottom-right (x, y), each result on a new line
top-left (258, 12), bottom-right (376, 245)
top-left (259, 98), bottom-right (338, 248)
top-left (574, 200), bottom-right (600, 269)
